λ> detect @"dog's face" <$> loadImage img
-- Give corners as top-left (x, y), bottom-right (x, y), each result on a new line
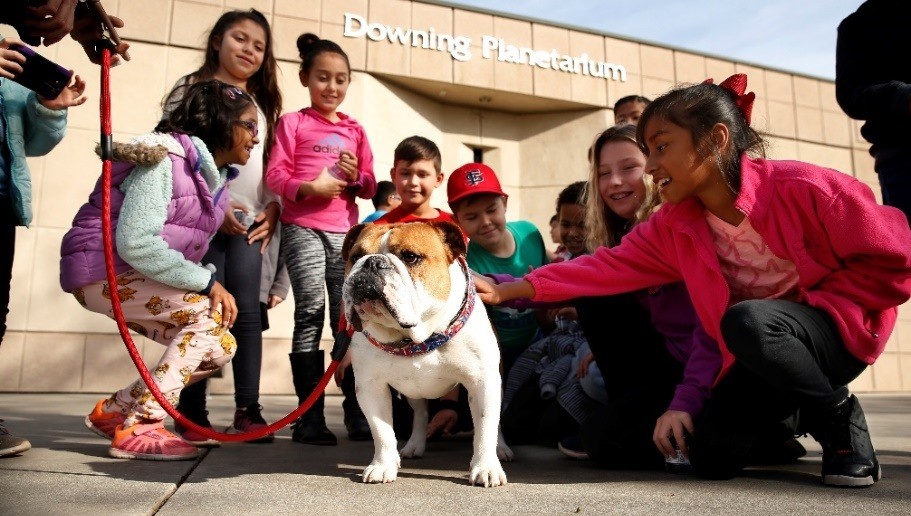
top-left (342, 221), bottom-right (467, 343)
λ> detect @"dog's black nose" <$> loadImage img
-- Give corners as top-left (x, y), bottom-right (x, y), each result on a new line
top-left (363, 255), bottom-right (391, 272)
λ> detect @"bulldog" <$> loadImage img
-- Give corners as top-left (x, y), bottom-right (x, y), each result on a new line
top-left (341, 221), bottom-right (513, 487)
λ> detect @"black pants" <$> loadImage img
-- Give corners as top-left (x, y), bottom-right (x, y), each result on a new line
top-left (575, 294), bottom-right (683, 469)
top-left (0, 196), bottom-right (14, 344)
top-left (691, 299), bottom-right (866, 477)
top-left (874, 147), bottom-right (911, 225)
top-left (500, 374), bottom-right (578, 447)
top-left (180, 232), bottom-right (264, 411)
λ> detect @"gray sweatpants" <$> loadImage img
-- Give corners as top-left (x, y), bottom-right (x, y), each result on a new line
top-left (281, 224), bottom-right (345, 353)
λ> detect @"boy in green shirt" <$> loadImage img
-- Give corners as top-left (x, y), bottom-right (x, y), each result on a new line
top-left (447, 163), bottom-right (548, 372)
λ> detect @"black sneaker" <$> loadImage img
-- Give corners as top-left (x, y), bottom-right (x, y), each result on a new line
top-left (0, 419), bottom-right (31, 458)
top-left (231, 404), bottom-right (275, 443)
top-left (813, 395), bottom-right (882, 487)
top-left (557, 435), bottom-right (589, 460)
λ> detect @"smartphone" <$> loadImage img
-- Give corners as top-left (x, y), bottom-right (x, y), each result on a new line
top-left (8, 44), bottom-right (73, 99)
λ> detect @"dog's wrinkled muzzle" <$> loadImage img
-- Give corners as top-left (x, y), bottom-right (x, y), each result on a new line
top-left (345, 255), bottom-right (421, 332)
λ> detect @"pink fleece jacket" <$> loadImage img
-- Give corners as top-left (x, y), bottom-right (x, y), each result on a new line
top-left (265, 108), bottom-right (376, 232)
top-left (526, 155), bottom-right (911, 378)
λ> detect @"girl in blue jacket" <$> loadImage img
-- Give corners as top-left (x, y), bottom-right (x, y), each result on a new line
top-left (0, 36), bottom-right (85, 458)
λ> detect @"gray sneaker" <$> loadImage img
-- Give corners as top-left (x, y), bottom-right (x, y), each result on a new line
top-left (0, 419), bottom-right (32, 457)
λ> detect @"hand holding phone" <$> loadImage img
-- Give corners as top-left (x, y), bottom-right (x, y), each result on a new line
top-left (5, 43), bottom-right (74, 100)
top-left (0, 38), bottom-right (27, 79)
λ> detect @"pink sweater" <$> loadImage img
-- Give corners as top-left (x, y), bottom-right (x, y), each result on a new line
top-left (266, 108), bottom-right (376, 232)
top-left (526, 155), bottom-right (911, 378)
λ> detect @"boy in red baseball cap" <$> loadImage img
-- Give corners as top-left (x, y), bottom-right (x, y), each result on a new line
top-left (447, 163), bottom-right (548, 372)
top-left (437, 163), bottom-right (549, 441)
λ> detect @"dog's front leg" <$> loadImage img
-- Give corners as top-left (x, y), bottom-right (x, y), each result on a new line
top-left (360, 385), bottom-right (401, 483)
top-left (399, 397), bottom-right (427, 458)
top-left (465, 379), bottom-right (508, 487)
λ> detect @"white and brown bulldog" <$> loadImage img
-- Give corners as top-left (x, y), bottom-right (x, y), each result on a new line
top-left (341, 221), bottom-right (513, 487)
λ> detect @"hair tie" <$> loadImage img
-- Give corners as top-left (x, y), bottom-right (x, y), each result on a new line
top-left (703, 73), bottom-right (756, 125)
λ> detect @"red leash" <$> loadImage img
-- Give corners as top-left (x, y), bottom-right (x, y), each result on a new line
top-left (98, 47), bottom-right (339, 441)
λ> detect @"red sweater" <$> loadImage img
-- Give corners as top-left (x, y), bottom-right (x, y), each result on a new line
top-left (526, 155), bottom-right (911, 376)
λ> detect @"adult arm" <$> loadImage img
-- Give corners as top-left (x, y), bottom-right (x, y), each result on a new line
top-left (835, 7), bottom-right (911, 121)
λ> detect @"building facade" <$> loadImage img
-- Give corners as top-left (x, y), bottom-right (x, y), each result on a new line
top-left (2, 0), bottom-right (907, 395)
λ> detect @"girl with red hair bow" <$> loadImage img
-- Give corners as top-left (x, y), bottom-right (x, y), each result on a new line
top-left (476, 74), bottom-right (911, 487)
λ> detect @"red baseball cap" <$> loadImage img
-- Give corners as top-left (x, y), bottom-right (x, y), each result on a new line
top-left (447, 163), bottom-right (508, 208)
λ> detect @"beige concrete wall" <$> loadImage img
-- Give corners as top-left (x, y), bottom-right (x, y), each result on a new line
top-left (1, 0), bottom-right (908, 394)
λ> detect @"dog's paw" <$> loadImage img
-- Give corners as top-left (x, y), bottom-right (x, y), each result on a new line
top-left (399, 439), bottom-right (425, 459)
top-left (362, 461), bottom-right (398, 484)
top-left (468, 460), bottom-right (508, 487)
top-left (497, 442), bottom-right (514, 462)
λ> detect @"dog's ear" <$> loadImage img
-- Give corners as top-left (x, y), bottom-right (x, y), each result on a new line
top-left (434, 221), bottom-right (467, 261)
top-left (342, 224), bottom-right (369, 262)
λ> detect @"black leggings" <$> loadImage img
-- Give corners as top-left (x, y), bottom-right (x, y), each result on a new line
top-left (180, 232), bottom-right (264, 410)
top-left (691, 299), bottom-right (866, 477)
top-left (575, 294), bottom-right (683, 469)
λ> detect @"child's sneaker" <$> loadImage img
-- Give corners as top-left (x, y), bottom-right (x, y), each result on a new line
top-left (109, 421), bottom-right (198, 461)
top-left (557, 435), bottom-right (589, 460)
top-left (173, 412), bottom-right (221, 448)
top-left (231, 404), bottom-right (274, 443)
top-left (0, 419), bottom-right (31, 457)
top-left (85, 398), bottom-right (126, 439)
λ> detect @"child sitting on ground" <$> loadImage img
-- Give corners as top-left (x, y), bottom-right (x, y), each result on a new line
top-left (500, 181), bottom-right (606, 446)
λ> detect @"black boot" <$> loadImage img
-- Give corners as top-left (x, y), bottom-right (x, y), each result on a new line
top-left (289, 351), bottom-right (337, 446)
top-left (340, 366), bottom-right (371, 441)
top-left (812, 395), bottom-right (881, 487)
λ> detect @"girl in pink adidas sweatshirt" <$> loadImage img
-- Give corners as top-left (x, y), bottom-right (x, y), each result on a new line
top-left (478, 75), bottom-right (911, 487)
top-left (265, 33), bottom-right (376, 445)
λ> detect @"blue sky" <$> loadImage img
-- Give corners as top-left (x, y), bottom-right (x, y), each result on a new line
top-left (447, 0), bottom-right (864, 79)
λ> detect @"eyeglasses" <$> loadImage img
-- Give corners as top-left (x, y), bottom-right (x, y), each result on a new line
top-left (234, 120), bottom-right (258, 138)
top-left (389, 194), bottom-right (401, 200)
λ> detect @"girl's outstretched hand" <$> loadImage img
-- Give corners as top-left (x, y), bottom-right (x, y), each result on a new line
top-left (653, 409), bottom-right (693, 460)
top-left (474, 275), bottom-right (535, 306)
top-left (0, 38), bottom-right (26, 78)
top-left (39, 73), bottom-right (87, 110)
top-left (473, 274), bottom-right (501, 305)
top-left (208, 280), bottom-right (237, 328)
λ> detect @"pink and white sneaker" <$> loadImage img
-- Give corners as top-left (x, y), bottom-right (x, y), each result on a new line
top-left (85, 398), bottom-right (127, 439)
top-left (109, 421), bottom-right (198, 461)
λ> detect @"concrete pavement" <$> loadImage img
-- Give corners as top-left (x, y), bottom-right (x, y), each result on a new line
top-left (0, 393), bottom-right (909, 515)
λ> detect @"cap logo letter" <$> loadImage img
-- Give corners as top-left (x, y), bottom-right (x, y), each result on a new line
top-left (465, 169), bottom-right (484, 186)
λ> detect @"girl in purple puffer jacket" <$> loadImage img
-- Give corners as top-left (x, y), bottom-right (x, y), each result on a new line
top-left (59, 80), bottom-right (257, 461)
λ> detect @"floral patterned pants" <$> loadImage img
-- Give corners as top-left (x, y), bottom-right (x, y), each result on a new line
top-left (74, 270), bottom-right (237, 424)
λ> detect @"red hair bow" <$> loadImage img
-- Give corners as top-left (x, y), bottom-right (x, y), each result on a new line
top-left (703, 73), bottom-right (756, 125)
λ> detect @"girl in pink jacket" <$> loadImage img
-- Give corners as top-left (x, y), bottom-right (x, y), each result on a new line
top-left (478, 74), bottom-right (911, 487)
